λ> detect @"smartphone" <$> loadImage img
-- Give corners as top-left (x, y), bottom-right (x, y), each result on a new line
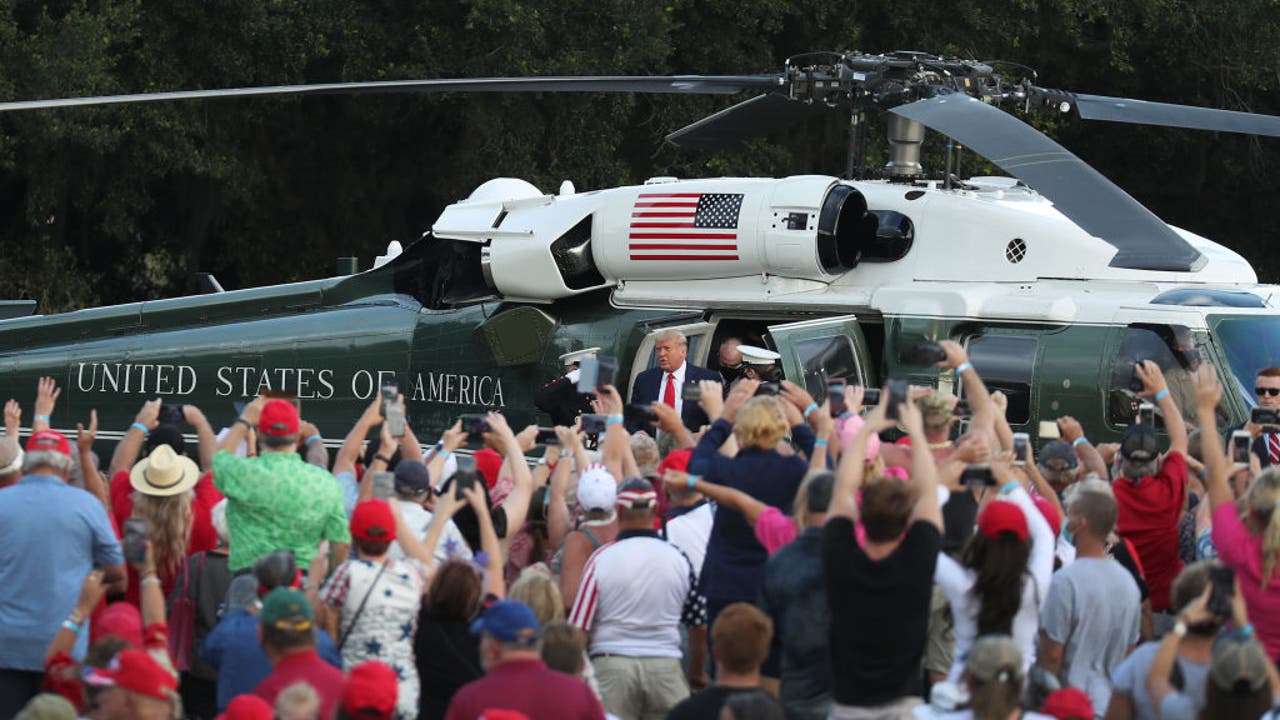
top-left (861, 387), bottom-right (881, 406)
top-left (460, 413), bottom-right (489, 442)
top-left (1137, 402), bottom-right (1156, 426)
top-left (1207, 565), bottom-right (1236, 619)
top-left (157, 404), bottom-right (184, 424)
top-left (370, 471), bottom-right (396, 500)
top-left (580, 414), bottom-right (607, 435)
top-left (961, 464), bottom-right (996, 487)
top-left (576, 356), bottom-right (618, 393)
top-left (1012, 432), bottom-right (1030, 466)
top-left (1038, 420), bottom-right (1061, 440)
top-left (906, 342), bottom-right (947, 365)
top-left (380, 384), bottom-right (405, 438)
top-left (681, 383), bottom-right (703, 403)
top-left (123, 518), bottom-right (148, 565)
top-left (953, 399), bottom-right (971, 417)
top-left (1231, 430), bottom-right (1252, 467)
top-left (534, 427), bottom-right (560, 446)
top-left (1251, 407), bottom-right (1280, 427)
top-left (623, 403), bottom-right (657, 427)
top-left (956, 418), bottom-right (971, 437)
top-left (1129, 363), bottom-right (1146, 393)
top-left (885, 379), bottom-right (907, 421)
top-left (453, 456), bottom-right (480, 499)
top-left (755, 382), bottom-right (781, 397)
top-left (827, 379), bottom-right (847, 416)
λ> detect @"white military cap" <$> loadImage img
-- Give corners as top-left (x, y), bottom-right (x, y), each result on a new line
top-left (559, 347), bottom-right (601, 366)
top-left (738, 345), bottom-right (781, 365)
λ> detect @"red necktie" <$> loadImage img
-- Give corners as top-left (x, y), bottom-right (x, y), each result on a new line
top-left (663, 373), bottom-right (676, 408)
top-left (1268, 433), bottom-right (1280, 465)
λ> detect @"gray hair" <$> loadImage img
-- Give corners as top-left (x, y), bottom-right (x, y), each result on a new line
top-left (274, 682), bottom-right (320, 720)
top-left (23, 450), bottom-right (72, 475)
top-left (211, 499), bottom-right (229, 546)
top-left (654, 329), bottom-right (687, 346)
top-left (1066, 478), bottom-right (1118, 540)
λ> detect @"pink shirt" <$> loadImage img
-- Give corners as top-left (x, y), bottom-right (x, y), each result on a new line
top-left (1212, 502), bottom-right (1280, 660)
top-left (754, 507), bottom-right (798, 555)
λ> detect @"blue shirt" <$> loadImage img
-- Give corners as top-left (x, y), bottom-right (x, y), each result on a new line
top-left (689, 419), bottom-right (813, 601)
top-left (0, 474), bottom-right (123, 671)
top-left (760, 526), bottom-right (831, 720)
top-left (201, 609), bottom-right (342, 711)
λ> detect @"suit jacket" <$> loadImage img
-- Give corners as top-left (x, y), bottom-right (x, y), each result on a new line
top-left (630, 363), bottom-right (721, 432)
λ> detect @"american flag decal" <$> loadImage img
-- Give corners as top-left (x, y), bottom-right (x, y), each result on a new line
top-left (629, 192), bottom-right (744, 261)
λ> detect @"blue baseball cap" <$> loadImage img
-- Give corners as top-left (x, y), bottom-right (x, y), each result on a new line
top-left (470, 600), bottom-right (541, 646)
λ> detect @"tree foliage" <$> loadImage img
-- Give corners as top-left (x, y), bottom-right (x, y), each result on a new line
top-left (0, 0), bottom-right (1277, 312)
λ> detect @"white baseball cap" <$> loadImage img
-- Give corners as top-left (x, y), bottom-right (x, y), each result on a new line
top-left (575, 464), bottom-right (618, 512)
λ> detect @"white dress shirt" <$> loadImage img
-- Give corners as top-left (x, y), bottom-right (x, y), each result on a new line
top-left (662, 362), bottom-right (687, 418)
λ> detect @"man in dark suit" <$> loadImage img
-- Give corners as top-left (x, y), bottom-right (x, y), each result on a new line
top-left (630, 329), bottom-right (721, 432)
top-left (1249, 366), bottom-right (1280, 468)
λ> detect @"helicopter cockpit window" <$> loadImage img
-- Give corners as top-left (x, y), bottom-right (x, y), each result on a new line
top-left (963, 335), bottom-right (1038, 425)
top-left (1107, 324), bottom-right (1209, 427)
top-left (859, 210), bottom-right (915, 263)
top-left (792, 335), bottom-right (859, 400)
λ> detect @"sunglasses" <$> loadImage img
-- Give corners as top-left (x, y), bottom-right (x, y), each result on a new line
top-left (1257, 387), bottom-right (1280, 397)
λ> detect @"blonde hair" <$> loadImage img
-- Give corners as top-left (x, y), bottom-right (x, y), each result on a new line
top-left (1243, 468), bottom-right (1280, 586)
top-left (733, 397), bottom-right (789, 451)
top-left (274, 681), bottom-right (320, 720)
top-left (132, 491), bottom-right (194, 577)
top-left (509, 564), bottom-right (565, 625)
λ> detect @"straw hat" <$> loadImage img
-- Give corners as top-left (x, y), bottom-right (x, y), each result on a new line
top-left (129, 444), bottom-right (200, 496)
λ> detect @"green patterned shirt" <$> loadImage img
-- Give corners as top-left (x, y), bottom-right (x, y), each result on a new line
top-left (213, 450), bottom-right (351, 572)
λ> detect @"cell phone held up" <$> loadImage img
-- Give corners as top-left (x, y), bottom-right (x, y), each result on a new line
top-left (884, 380), bottom-right (907, 422)
top-left (681, 383), bottom-right (703, 403)
top-left (452, 456), bottom-right (480, 500)
top-left (534, 427), bottom-right (560, 446)
top-left (459, 414), bottom-right (489, 442)
top-left (827, 379), bottom-right (847, 416)
top-left (905, 342), bottom-right (948, 366)
top-left (961, 464), bottom-right (996, 487)
top-left (381, 383), bottom-right (405, 438)
top-left (1136, 402), bottom-right (1156, 427)
top-left (123, 518), bottom-right (148, 565)
top-left (1231, 430), bottom-right (1252, 467)
top-left (1251, 407), bottom-right (1280, 429)
top-left (158, 404), bottom-right (185, 425)
top-left (370, 471), bottom-right (396, 500)
top-left (576, 356), bottom-right (618, 394)
top-left (580, 414), bottom-right (608, 435)
top-left (1012, 432), bottom-right (1030, 466)
top-left (623, 403), bottom-right (658, 427)
top-left (1207, 565), bottom-right (1236, 619)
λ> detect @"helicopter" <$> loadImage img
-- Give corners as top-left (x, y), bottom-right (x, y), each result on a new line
top-left (3, 50), bottom-right (1280, 454)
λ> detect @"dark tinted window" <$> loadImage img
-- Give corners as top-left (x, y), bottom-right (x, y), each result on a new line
top-left (966, 335), bottom-right (1038, 424)
top-left (1107, 324), bottom-right (1207, 426)
top-left (794, 335), bottom-right (859, 400)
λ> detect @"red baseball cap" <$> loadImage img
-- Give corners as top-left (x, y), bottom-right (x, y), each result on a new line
top-left (351, 499), bottom-right (397, 542)
top-left (977, 499), bottom-right (1029, 543)
top-left (342, 660), bottom-right (399, 719)
top-left (1040, 686), bottom-right (1094, 720)
top-left (92, 602), bottom-right (144, 648)
top-left (26, 429), bottom-right (71, 457)
top-left (98, 648), bottom-right (177, 700)
top-left (656, 448), bottom-right (692, 476)
top-left (258, 399), bottom-right (299, 437)
top-left (474, 448), bottom-right (503, 489)
top-left (218, 694), bottom-right (274, 720)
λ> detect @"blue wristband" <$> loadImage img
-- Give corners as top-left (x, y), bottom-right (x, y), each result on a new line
top-left (61, 619), bottom-right (82, 634)
top-left (1154, 389), bottom-right (1170, 402)
top-left (34, 414), bottom-right (50, 423)
top-left (803, 402), bottom-right (819, 419)
top-left (305, 434), bottom-right (322, 446)
top-left (437, 449), bottom-right (453, 460)
top-left (956, 361), bottom-right (974, 374)
top-left (1072, 437), bottom-right (1088, 447)
top-left (605, 415), bottom-right (624, 426)
top-left (131, 422), bottom-right (150, 436)
top-left (814, 438), bottom-right (829, 447)
top-left (999, 481), bottom-right (1019, 495)
top-left (687, 474), bottom-right (699, 490)
top-left (1242, 623), bottom-right (1256, 637)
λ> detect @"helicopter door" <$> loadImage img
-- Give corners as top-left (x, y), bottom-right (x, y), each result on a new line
top-left (627, 320), bottom-right (716, 399)
top-left (766, 315), bottom-right (871, 402)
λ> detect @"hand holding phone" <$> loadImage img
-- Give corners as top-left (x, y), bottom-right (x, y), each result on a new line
top-left (827, 379), bottom-right (847, 416)
top-left (370, 471), bottom-right (396, 500)
top-left (1012, 432), bottom-right (1030, 466)
top-left (1207, 565), bottom-right (1236, 619)
top-left (123, 518), bottom-right (149, 565)
top-left (1231, 430), bottom-right (1252, 466)
top-left (158, 404), bottom-right (185, 425)
top-left (381, 384), bottom-right (405, 438)
top-left (885, 380), bottom-right (907, 422)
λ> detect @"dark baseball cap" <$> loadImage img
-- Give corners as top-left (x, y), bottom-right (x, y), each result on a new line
top-left (393, 460), bottom-right (432, 496)
top-left (1120, 424), bottom-right (1160, 463)
top-left (470, 600), bottom-right (541, 646)
top-left (144, 423), bottom-right (186, 457)
top-left (1038, 440), bottom-right (1079, 470)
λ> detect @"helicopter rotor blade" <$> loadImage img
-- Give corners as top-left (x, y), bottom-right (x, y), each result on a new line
top-left (0, 75), bottom-right (785, 113)
top-left (1072, 93), bottom-right (1280, 137)
top-left (891, 93), bottom-right (1204, 272)
top-left (664, 93), bottom-right (833, 149)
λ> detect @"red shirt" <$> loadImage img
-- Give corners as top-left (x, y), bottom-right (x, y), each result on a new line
top-left (1113, 450), bottom-right (1187, 611)
top-left (445, 658), bottom-right (605, 720)
top-left (254, 649), bottom-right (346, 719)
top-left (110, 469), bottom-right (222, 604)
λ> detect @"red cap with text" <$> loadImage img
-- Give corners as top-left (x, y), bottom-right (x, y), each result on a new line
top-left (26, 429), bottom-right (72, 457)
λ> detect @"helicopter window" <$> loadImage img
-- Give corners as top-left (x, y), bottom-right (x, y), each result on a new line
top-left (550, 216), bottom-right (606, 290)
top-left (1107, 324), bottom-right (1207, 427)
top-left (964, 335), bottom-right (1038, 425)
top-left (792, 335), bottom-right (859, 400)
top-left (859, 210), bottom-right (915, 263)
top-left (1211, 315), bottom-right (1280, 412)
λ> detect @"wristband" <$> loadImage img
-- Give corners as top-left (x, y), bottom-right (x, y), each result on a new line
top-left (1173, 620), bottom-right (1188, 638)
top-left (1241, 623), bottom-right (1256, 637)
top-left (1072, 437), bottom-right (1088, 448)
top-left (375, 453), bottom-right (393, 465)
top-left (305, 434), bottom-right (322, 446)
top-left (437, 449), bottom-right (453, 460)
top-left (999, 481), bottom-right (1019, 496)
top-left (234, 417), bottom-right (253, 430)
top-left (35, 414), bottom-right (51, 423)
top-left (1154, 389), bottom-right (1170, 402)
top-left (131, 422), bottom-right (150, 436)
top-left (140, 574), bottom-right (161, 587)
top-left (1198, 467), bottom-right (1208, 479)
top-left (61, 619), bottom-right (82, 635)
top-left (956, 361), bottom-right (974, 375)
top-left (605, 415), bottom-right (624, 426)
top-left (803, 402), bottom-right (819, 419)
top-left (814, 438), bottom-right (828, 447)
top-left (687, 474), bottom-right (700, 490)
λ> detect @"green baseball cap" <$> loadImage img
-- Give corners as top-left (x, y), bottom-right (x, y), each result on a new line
top-left (259, 587), bottom-right (313, 632)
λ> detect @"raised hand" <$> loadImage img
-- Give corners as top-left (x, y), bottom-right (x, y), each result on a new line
top-left (135, 398), bottom-right (162, 431)
top-left (76, 410), bottom-right (98, 451)
top-left (4, 399), bottom-right (20, 439)
top-left (34, 376), bottom-right (61, 420)
top-left (1136, 360), bottom-right (1169, 400)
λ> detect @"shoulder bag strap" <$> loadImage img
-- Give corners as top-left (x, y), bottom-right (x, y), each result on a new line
top-left (337, 560), bottom-right (390, 652)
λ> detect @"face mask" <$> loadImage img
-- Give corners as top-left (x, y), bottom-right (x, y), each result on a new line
top-left (1061, 520), bottom-right (1077, 547)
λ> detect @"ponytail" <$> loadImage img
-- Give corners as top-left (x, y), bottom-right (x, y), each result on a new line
top-left (970, 663), bottom-right (1022, 720)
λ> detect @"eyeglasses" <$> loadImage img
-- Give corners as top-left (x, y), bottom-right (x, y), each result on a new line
top-left (1257, 387), bottom-right (1280, 397)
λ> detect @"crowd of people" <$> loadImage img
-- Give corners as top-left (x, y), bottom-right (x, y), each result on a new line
top-left (2, 331), bottom-right (1280, 720)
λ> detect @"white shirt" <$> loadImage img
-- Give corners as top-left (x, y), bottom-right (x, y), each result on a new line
top-left (933, 486), bottom-right (1055, 681)
top-left (662, 362), bottom-right (687, 418)
top-left (390, 499), bottom-right (473, 565)
top-left (568, 534), bottom-right (702, 658)
top-left (666, 501), bottom-right (713, 582)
